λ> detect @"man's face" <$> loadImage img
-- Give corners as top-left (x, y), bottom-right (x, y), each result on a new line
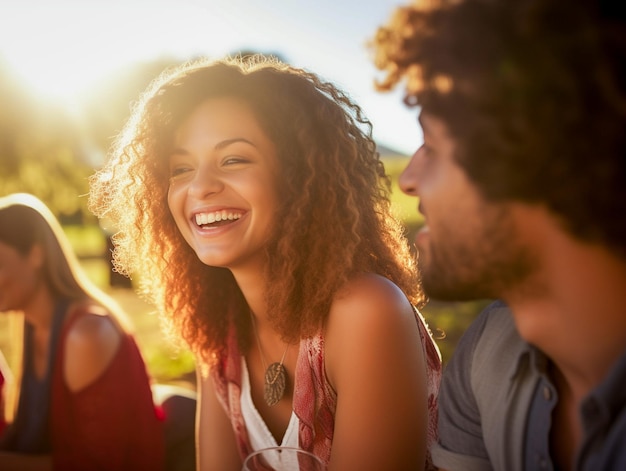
top-left (399, 112), bottom-right (535, 301)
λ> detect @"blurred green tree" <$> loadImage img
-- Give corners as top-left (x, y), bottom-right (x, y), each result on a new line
top-left (0, 59), bottom-right (93, 220)
top-left (81, 58), bottom-right (181, 162)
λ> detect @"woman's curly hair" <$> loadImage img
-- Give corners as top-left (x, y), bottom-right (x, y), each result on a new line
top-left (371, 0), bottom-right (626, 259)
top-left (89, 56), bottom-right (422, 367)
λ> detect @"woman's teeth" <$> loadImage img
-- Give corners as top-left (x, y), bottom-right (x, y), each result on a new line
top-left (195, 211), bottom-right (242, 226)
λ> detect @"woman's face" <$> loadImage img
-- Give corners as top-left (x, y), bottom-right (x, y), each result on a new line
top-left (167, 97), bottom-right (280, 274)
top-left (0, 241), bottom-right (42, 313)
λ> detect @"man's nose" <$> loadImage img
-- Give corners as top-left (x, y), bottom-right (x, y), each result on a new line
top-left (398, 148), bottom-right (421, 196)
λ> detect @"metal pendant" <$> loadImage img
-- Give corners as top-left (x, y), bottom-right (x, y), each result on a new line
top-left (264, 362), bottom-right (287, 407)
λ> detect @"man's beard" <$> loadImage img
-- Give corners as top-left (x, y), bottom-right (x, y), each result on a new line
top-left (418, 206), bottom-right (537, 302)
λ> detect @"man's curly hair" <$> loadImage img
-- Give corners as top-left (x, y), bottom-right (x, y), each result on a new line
top-left (89, 56), bottom-right (422, 367)
top-left (372, 0), bottom-right (626, 259)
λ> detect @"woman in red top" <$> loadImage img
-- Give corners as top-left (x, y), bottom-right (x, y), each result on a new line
top-left (0, 193), bottom-right (165, 471)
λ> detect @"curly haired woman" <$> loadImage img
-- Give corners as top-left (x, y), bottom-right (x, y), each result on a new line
top-left (89, 56), bottom-right (441, 471)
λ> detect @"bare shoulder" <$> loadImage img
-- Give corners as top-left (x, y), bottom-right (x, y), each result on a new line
top-left (64, 304), bottom-right (123, 392)
top-left (325, 273), bottom-right (423, 388)
top-left (66, 306), bottom-right (122, 352)
top-left (323, 274), bottom-right (429, 469)
top-left (328, 273), bottom-right (416, 328)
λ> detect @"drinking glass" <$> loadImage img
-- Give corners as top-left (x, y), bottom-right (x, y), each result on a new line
top-left (242, 446), bottom-right (326, 471)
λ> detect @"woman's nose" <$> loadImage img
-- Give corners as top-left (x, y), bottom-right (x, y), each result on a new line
top-left (189, 167), bottom-right (224, 198)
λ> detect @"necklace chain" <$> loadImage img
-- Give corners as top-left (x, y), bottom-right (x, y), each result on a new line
top-left (249, 312), bottom-right (290, 406)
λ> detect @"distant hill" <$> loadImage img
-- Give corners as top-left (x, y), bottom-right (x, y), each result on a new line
top-left (376, 143), bottom-right (409, 159)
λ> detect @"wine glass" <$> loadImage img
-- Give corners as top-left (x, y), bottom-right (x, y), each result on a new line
top-left (241, 446), bottom-right (326, 471)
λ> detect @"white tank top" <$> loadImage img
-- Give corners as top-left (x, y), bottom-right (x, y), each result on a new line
top-left (240, 357), bottom-right (300, 457)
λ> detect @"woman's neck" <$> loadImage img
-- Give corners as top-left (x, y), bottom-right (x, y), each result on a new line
top-left (22, 285), bottom-right (57, 331)
top-left (231, 268), bottom-right (269, 322)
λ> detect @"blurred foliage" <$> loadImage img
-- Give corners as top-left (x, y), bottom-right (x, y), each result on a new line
top-left (384, 156), bottom-right (423, 227)
top-left (145, 346), bottom-right (196, 384)
top-left (81, 58), bottom-right (182, 160)
top-left (421, 300), bottom-right (491, 364)
top-left (0, 60), bottom-right (95, 220)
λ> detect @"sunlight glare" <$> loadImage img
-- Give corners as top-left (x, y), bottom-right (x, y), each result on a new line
top-left (0, 6), bottom-right (121, 107)
top-left (0, 1), bottom-right (251, 111)
top-left (0, 0), bottom-right (421, 153)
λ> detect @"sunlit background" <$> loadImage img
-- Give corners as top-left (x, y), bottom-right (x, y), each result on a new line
top-left (1, 0), bottom-right (421, 154)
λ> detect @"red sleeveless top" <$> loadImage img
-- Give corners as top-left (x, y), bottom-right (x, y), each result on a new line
top-left (50, 305), bottom-right (165, 470)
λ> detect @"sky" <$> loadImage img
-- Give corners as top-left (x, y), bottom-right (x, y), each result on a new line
top-left (0, 0), bottom-right (422, 156)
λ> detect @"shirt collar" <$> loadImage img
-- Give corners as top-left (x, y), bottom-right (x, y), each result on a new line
top-left (511, 341), bottom-right (549, 381)
top-left (584, 347), bottom-right (626, 416)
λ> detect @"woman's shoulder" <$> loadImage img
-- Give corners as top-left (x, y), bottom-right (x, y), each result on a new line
top-left (324, 273), bottom-right (418, 350)
top-left (65, 302), bottom-right (123, 348)
top-left (329, 273), bottom-right (414, 320)
top-left (62, 301), bottom-right (123, 392)
top-left (322, 272), bottom-right (426, 396)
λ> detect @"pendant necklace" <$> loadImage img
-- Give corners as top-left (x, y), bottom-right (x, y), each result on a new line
top-left (250, 312), bottom-right (290, 407)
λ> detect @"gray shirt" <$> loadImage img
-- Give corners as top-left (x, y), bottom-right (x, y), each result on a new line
top-left (431, 300), bottom-right (626, 471)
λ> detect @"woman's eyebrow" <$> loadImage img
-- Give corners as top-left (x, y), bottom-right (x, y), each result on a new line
top-left (214, 137), bottom-right (257, 150)
top-left (169, 137), bottom-right (257, 157)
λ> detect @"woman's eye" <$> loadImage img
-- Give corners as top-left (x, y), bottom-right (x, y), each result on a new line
top-left (223, 155), bottom-right (249, 165)
top-left (169, 166), bottom-right (192, 181)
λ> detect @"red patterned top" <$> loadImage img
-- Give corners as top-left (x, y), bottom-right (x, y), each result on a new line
top-left (212, 307), bottom-right (441, 469)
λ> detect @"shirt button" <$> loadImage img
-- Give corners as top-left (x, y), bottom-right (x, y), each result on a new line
top-left (543, 386), bottom-right (552, 401)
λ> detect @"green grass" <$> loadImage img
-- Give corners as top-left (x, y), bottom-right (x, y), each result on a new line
top-left (385, 157), bottom-right (424, 227)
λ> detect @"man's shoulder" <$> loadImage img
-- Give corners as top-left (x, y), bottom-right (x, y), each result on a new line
top-left (433, 301), bottom-right (530, 471)
top-left (450, 300), bottom-right (518, 367)
top-left (471, 301), bottom-right (522, 369)
top-left (434, 300), bottom-right (537, 471)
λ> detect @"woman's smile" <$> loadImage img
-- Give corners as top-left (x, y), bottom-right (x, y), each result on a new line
top-left (193, 209), bottom-right (244, 227)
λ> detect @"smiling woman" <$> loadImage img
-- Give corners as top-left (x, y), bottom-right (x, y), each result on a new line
top-left (88, 55), bottom-right (441, 471)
